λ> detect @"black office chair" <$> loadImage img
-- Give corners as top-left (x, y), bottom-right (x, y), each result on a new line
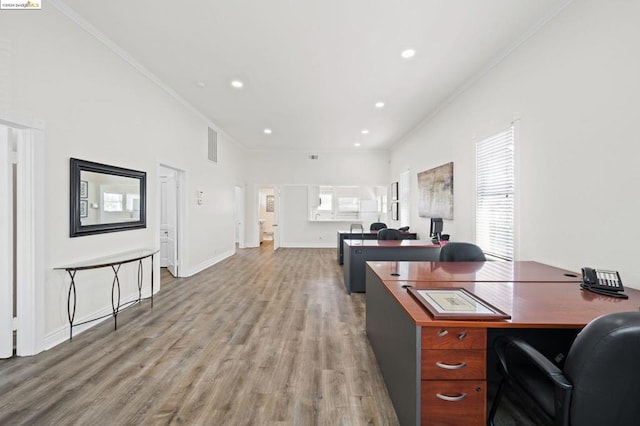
top-left (489, 311), bottom-right (640, 426)
top-left (369, 222), bottom-right (387, 231)
top-left (377, 228), bottom-right (402, 240)
top-left (438, 242), bottom-right (486, 261)
top-left (398, 226), bottom-right (410, 232)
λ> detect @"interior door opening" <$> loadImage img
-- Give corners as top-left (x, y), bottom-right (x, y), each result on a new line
top-left (0, 115), bottom-right (45, 358)
top-left (159, 165), bottom-right (180, 277)
top-left (234, 185), bottom-right (245, 249)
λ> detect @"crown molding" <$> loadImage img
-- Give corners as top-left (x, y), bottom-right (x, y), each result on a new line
top-left (48, 0), bottom-right (246, 150)
top-left (391, 0), bottom-right (575, 151)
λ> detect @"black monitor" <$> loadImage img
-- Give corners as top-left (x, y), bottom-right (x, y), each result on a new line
top-left (430, 218), bottom-right (443, 242)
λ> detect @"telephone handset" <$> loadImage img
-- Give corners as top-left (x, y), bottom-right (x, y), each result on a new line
top-left (580, 267), bottom-right (628, 299)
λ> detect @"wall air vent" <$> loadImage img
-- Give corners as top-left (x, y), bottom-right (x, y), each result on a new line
top-left (309, 154), bottom-right (319, 160)
top-left (208, 127), bottom-right (218, 163)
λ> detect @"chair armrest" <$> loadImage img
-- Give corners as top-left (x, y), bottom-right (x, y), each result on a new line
top-left (495, 336), bottom-right (572, 390)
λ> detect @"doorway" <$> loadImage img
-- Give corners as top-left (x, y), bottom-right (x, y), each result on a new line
top-left (0, 115), bottom-right (45, 358)
top-left (258, 186), bottom-right (279, 250)
top-left (234, 185), bottom-right (245, 249)
top-left (158, 164), bottom-right (183, 277)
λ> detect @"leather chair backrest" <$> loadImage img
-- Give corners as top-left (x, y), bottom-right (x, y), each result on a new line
top-left (564, 311), bottom-right (640, 425)
top-left (438, 242), bottom-right (486, 261)
top-left (377, 228), bottom-right (402, 240)
top-left (370, 222), bottom-right (387, 231)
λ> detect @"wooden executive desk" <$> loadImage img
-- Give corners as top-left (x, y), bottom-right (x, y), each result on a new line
top-left (337, 230), bottom-right (417, 264)
top-left (367, 260), bottom-right (582, 283)
top-left (365, 261), bottom-right (640, 426)
top-left (342, 240), bottom-right (440, 293)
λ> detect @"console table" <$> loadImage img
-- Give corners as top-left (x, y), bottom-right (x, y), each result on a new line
top-left (55, 249), bottom-right (159, 340)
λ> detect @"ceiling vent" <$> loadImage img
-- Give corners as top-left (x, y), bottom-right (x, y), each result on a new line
top-left (309, 154), bottom-right (319, 160)
top-left (208, 127), bottom-right (217, 163)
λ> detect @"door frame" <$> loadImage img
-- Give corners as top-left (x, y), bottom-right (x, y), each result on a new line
top-left (0, 114), bottom-right (45, 357)
top-left (156, 162), bottom-right (186, 278)
top-left (235, 185), bottom-right (246, 249)
top-left (256, 185), bottom-right (280, 250)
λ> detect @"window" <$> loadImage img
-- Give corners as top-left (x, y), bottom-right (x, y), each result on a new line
top-left (103, 192), bottom-right (123, 212)
top-left (318, 192), bottom-right (333, 211)
top-left (337, 197), bottom-right (359, 213)
top-left (476, 126), bottom-right (514, 260)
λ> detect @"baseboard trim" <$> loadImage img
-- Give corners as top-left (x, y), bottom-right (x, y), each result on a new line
top-left (281, 242), bottom-right (334, 249)
top-left (44, 294), bottom-right (145, 350)
top-left (185, 249), bottom-right (235, 277)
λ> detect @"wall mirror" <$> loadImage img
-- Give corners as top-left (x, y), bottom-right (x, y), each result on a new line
top-left (70, 158), bottom-right (147, 237)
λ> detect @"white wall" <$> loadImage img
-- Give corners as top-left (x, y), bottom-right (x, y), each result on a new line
top-left (390, 0), bottom-right (640, 287)
top-left (246, 150), bottom-right (390, 247)
top-left (1, 7), bottom-right (246, 348)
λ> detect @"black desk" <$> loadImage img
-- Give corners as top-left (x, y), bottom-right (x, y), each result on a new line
top-left (336, 230), bottom-right (417, 264)
top-left (342, 240), bottom-right (440, 293)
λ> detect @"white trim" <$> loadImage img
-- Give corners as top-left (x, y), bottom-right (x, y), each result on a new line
top-left (0, 114), bottom-right (45, 130)
top-left (43, 293), bottom-right (144, 350)
top-left (281, 242), bottom-right (334, 249)
top-left (48, 0), bottom-right (244, 151)
top-left (15, 125), bottom-right (45, 356)
top-left (0, 125), bottom-right (12, 358)
top-left (0, 114), bottom-right (45, 357)
top-left (156, 162), bottom-right (188, 278)
top-left (185, 249), bottom-right (235, 277)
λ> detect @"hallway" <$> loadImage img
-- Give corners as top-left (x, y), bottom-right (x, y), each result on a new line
top-left (0, 245), bottom-right (398, 425)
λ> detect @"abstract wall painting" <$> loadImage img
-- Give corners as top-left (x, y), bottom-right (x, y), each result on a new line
top-left (417, 162), bottom-right (453, 219)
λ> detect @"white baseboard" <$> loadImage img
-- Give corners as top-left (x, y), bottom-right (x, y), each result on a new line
top-left (185, 249), bottom-right (235, 277)
top-left (44, 294), bottom-right (146, 350)
top-left (281, 242), bottom-right (335, 249)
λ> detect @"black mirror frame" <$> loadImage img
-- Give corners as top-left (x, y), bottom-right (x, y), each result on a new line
top-left (70, 158), bottom-right (147, 237)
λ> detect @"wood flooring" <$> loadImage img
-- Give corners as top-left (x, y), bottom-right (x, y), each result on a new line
top-left (0, 243), bottom-right (540, 425)
top-left (0, 243), bottom-right (400, 425)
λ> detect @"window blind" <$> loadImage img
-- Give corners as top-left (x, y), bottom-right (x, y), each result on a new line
top-left (476, 126), bottom-right (514, 260)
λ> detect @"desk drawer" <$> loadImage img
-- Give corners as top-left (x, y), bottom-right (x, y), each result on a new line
top-left (421, 349), bottom-right (486, 380)
top-left (421, 380), bottom-right (486, 426)
top-left (422, 327), bottom-right (486, 350)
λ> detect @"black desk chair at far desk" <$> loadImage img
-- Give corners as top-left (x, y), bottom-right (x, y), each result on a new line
top-left (369, 222), bottom-right (387, 231)
top-left (439, 241), bottom-right (486, 261)
top-left (377, 228), bottom-right (402, 240)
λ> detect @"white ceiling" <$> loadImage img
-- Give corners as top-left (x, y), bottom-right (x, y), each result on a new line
top-left (56, 0), bottom-right (569, 152)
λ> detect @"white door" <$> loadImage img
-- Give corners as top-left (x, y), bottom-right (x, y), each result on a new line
top-left (0, 125), bottom-right (13, 358)
top-left (159, 169), bottom-right (178, 276)
top-left (273, 186), bottom-right (280, 250)
top-left (235, 186), bottom-right (245, 248)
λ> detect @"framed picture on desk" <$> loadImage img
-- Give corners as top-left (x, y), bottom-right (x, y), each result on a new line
top-left (408, 287), bottom-right (510, 320)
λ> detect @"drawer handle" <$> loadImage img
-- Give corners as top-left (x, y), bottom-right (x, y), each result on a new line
top-left (435, 361), bottom-right (467, 370)
top-left (436, 393), bottom-right (468, 402)
top-left (458, 332), bottom-right (467, 340)
top-left (437, 329), bottom-right (448, 337)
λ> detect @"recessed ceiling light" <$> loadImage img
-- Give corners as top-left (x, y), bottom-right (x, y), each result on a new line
top-left (361, 129), bottom-right (369, 135)
top-left (231, 80), bottom-right (244, 89)
top-left (354, 143), bottom-right (361, 147)
top-left (375, 101), bottom-right (385, 108)
top-left (195, 81), bottom-right (206, 88)
top-left (401, 49), bottom-right (416, 59)
top-left (264, 128), bottom-right (272, 135)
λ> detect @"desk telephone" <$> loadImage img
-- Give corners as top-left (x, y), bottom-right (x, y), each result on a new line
top-left (581, 267), bottom-right (628, 299)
